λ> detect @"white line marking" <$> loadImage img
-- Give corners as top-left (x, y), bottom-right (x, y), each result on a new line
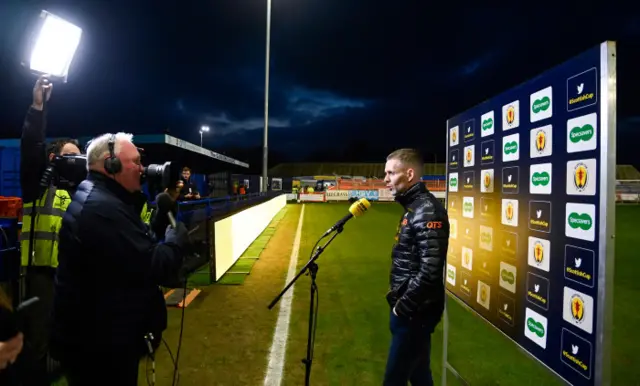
top-left (264, 204), bottom-right (305, 386)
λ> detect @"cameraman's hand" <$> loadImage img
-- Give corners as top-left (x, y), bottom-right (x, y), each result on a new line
top-left (164, 222), bottom-right (189, 248)
top-left (0, 332), bottom-right (23, 371)
top-left (164, 187), bottom-right (180, 201)
top-left (32, 75), bottom-right (52, 110)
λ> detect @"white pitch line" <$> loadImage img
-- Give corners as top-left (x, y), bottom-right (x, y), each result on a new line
top-left (263, 204), bottom-right (305, 386)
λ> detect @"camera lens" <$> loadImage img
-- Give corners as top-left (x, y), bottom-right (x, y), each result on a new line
top-left (142, 161), bottom-right (178, 191)
top-left (144, 163), bottom-right (165, 179)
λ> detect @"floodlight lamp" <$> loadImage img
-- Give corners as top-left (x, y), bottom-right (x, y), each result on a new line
top-left (200, 125), bottom-right (210, 133)
top-left (29, 10), bottom-right (82, 82)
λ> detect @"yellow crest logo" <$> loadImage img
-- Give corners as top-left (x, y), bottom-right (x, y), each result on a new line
top-left (535, 130), bottom-right (546, 152)
top-left (466, 149), bottom-right (472, 162)
top-left (463, 250), bottom-right (471, 266)
top-left (506, 106), bottom-right (515, 124)
top-left (483, 172), bottom-right (491, 189)
top-left (452, 130), bottom-right (457, 142)
top-left (574, 163), bottom-right (588, 191)
top-left (534, 241), bottom-right (544, 263)
top-left (505, 202), bottom-right (514, 220)
top-left (571, 294), bottom-right (585, 322)
top-left (480, 286), bottom-right (487, 302)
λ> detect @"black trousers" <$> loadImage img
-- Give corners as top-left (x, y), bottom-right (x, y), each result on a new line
top-left (23, 267), bottom-right (57, 384)
top-left (59, 348), bottom-right (143, 386)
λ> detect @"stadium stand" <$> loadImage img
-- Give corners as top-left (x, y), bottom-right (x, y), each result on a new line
top-left (268, 162), bottom-right (447, 178)
top-left (616, 165), bottom-right (640, 180)
top-left (270, 162), bottom-right (640, 181)
top-left (614, 165), bottom-right (640, 203)
top-left (269, 162), bottom-right (640, 203)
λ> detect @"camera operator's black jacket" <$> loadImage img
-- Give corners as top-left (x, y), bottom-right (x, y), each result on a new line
top-left (51, 171), bottom-right (183, 359)
top-left (386, 182), bottom-right (449, 330)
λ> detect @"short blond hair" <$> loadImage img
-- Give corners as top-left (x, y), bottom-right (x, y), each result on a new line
top-left (387, 148), bottom-right (423, 171)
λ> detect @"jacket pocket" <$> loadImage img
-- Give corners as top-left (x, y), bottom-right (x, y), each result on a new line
top-left (386, 278), bottom-right (410, 306)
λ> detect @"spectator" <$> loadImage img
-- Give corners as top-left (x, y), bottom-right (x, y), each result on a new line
top-left (179, 167), bottom-right (200, 200)
top-left (232, 181), bottom-right (238, 195)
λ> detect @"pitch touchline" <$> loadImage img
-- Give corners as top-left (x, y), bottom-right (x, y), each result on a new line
top-left (264, 204), bottom-right (305, 386)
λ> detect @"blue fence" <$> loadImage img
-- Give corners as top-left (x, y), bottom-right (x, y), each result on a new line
top-left (172, 191), bottom-right (280, 224)
top-left (0, 148), bottom-right (21, 197)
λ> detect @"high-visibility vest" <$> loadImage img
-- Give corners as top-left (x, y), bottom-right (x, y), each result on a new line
top-left (140, 202), bottom-right (153, 225)
top-left (20, 187), bottom-right (153, 268)
top-left (20, 186), bottom-right (71, 268)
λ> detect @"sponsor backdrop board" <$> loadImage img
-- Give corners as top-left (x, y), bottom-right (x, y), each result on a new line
top-left (444, 42), bottom-right (615, 386)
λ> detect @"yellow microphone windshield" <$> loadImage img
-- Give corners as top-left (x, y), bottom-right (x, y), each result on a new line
top-left (349, 198), bottom-right (371, 217)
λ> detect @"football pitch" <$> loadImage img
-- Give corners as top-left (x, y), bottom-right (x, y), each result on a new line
top-left (50, 201), bottom-right (633, 385)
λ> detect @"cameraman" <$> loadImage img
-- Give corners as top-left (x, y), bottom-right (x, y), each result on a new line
top-left (50, 133), bottom-right (189, 385)
top-left (19, 77), bottom-right (156, 384)
top-left (19, 75), bottom-right (81, 384)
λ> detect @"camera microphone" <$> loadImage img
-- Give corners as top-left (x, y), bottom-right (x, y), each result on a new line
top-left (156, 192), bottom-right (177, 228)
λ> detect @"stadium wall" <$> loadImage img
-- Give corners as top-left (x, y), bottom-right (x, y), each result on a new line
top-left (287, 188), bottom-right (446, 203)
top-left (212, 194), bottom-right (287, 280)
top-left (615, 180), bottom-right (640, 203)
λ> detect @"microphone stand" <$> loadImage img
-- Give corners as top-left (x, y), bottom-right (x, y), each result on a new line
top-left (268, 223), bottom-right (344, 386)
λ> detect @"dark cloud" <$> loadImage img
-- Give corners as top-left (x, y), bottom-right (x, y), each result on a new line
top-left (0, 1), bottom-right (638, 168)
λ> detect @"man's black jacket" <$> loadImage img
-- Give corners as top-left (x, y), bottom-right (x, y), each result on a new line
top-left (51, 171), bottom-right (184, 357)
top-left (179, 179), bottom-right (199, 201)
top-left (386, 182), bottom-right (449, 329)
top-left (20, 107), bottom-right (48, 203)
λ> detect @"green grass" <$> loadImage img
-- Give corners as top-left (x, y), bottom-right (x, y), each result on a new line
top-left (282, 202), bottom-right (640, 385)
top-left (50, 202), bottom-right (640, 385)
top-left (216, 272), bottom-right (247, 285)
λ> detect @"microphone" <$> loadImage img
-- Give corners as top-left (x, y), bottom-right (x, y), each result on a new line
top-left (323, 198), bottom-right (371, 235)
top-left (156, 192), bottom-right (177, 228)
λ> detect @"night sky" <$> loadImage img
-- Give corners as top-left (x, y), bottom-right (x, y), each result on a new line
top-left (0, 2), bottom-right (638, 172)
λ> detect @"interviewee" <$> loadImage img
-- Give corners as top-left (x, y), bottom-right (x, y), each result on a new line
top-left (50, 133), bottom-right (189, 386)
top-left (382, 148), bottom-right (449, 386)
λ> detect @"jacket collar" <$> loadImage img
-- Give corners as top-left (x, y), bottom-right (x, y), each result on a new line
top-left (395, 181), bottom-right (427, 208)
top-left (87, 171), bottom-right (146, 206)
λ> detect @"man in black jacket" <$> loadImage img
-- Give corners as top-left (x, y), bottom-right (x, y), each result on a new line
top-left (50, 132), bottom-right (189, 386)
top-left (382, 148), bottom-right (449, 386)
top-left (178, 166), bottom-right (200, 200)
top-left (20, 75), bottom-right (81, 385)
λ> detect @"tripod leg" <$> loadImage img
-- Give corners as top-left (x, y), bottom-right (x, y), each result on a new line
top-left (304, 264), bottom-right (318, 386)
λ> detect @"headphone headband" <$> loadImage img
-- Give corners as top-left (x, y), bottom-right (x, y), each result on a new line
top-left (104, 133), bottom-right (122, 174)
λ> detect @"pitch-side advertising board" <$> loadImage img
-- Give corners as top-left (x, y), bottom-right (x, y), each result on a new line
top-left (445, 42), bottom-right (616, 386)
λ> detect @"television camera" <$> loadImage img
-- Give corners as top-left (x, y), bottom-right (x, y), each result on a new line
top-left (39, 155), bottom-right (180, 195)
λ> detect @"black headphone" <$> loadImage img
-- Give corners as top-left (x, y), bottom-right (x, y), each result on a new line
top-left (104, 134), bottom-right (122, 174)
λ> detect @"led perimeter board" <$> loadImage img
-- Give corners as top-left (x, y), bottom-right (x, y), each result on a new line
top-left (444, 41), bottom-right (616, 386)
